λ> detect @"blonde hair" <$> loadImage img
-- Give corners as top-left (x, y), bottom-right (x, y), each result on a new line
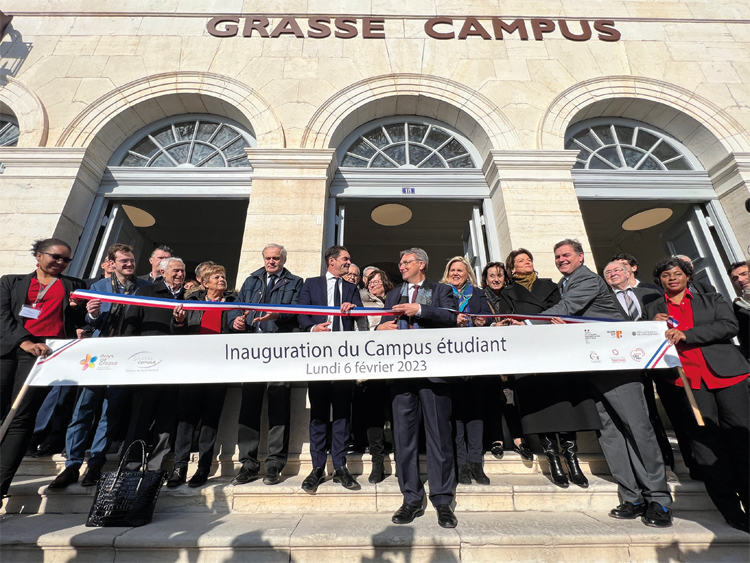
top-left (200, 264), bottom-right (226, 283)
top-left (440, 256), bottom-right (477, 287)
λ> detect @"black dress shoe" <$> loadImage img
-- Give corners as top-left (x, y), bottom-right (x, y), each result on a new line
top-left (468, 461), bottom-right (490, 485)
top-left (188, 466), bottom-right (211, 488)
top-left (436, 504), bottom-right (458, 528)
top-left (641, 502), bottom-right (673, 528)
top-left (301, 467), bottom-right (326, 493)
top-left (81, 465), bottom-right (102, 487)
top-left (48, 466), bottom-right (80, 489)
top-left (263, 466), bottom-right (281, 485)
top-left (232, 466), bottom-right (260, 486)
top-left (609, 501), bottom-right (647, 519)
top-left (333, 465), bottom-right (361, 490)
top-left (513, 443), bottom-right (534, 461)
top-left (490, 442), bottom-right (504, 459)
top-left (167, 466), bottom-right (187, 488)
top-left (457, 464), bottom-right (472, 485)
top-left (391, 502), bottom-right (424, 524)
top-left (368, 461), bottom-right (385, 484)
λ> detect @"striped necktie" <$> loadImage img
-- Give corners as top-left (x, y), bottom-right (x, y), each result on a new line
top-left (620, 289), bottom-right (639, 321)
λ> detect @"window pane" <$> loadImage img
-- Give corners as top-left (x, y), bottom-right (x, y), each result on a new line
top-left (167, 143), bottom-right (191, 164)
top-left (638, 156), bottom-right (663, 170)
top-left (175, 122), bottom-right (196, 141)
top-left (364, 127), bottom-right (388, 148)
top-left (121, 153), bottom-right (148, 167)
top-left (228, 156), bottom-right (250, 167)
top-left (635, 130), bottom-right (659, 151)
top-left (203, 153), bottom-right (226, 167)
top-left (589, 154), bottom-right (617, 169)
top-left (596, 147), bottom-right (622, 168)
top-left (370, 153), bottom-right (397, 168)
top-left (614, 126), bottom-right (634, 145)
top-left (591, 125), bottom-right (615, 146)
top-left (664, 157), bottom-right (691, 171)
top-left (224, 137), bottom-right (249, 159)
top-left (448, 155), bottom-right (474, 168)
top-left (213, 125), bottom-right (239, 148)
top-left (408, 144), bottom-right (431, 166)
top-left (196, 122), bottom-right (219, 142)
top-left (150, 153), bottom-right (175, 167)
top-left (621, 147), bottom-right (646, 168)
top-left (191, 143), bottom-right (215, 165)
top-left (349, 138), bottom-right (377, 158)
top-left (385, 123), bottom-right (405, 143)
top-left (439, 139), bottom-right (468, 160)
top-left (423, 127), bottom-right (451, 149)
top-left (131, 137), bottom-right (159, 158)
top-left (573, 161), bottom-right (585, 169)
top-left (342, 154), bottom-right (368, 167)
top-left (383, 144), bottom-right (406, 165)
top-left (651, 140), bottom-right (679, 162)
top-left (572, 130), bottom-right (600, 150)
top-left (0, 123), bottom-right (20, 146)
top-left (152, 126), bottom-right (175, 147)
top-left (408, 124), bottom-right (428, 143)
top-left (419, 154), bottom-right (445, 168)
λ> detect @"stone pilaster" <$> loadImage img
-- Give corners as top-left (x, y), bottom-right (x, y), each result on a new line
top-left (483, 150), bottom-right (591, 279)
top-left (708, 153), bottom-right (750, 258)
top-left (239, 148), bottom-right (336, 280)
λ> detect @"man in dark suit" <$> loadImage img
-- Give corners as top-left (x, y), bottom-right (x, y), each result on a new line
top-left (728, 260), bottom-right (749, 360)
top-left (137, 245), bottom-right (172, 283)
top-left (377, 247), bottom-right (459, 528)
top-left (228, 243), bottom-right (303, 486)
top-left (611, 252), bottom-right (662, 292)
top-left (297, 245), bottom-right (363, 492)
top-left (545, 240), bottom-right (673, 528)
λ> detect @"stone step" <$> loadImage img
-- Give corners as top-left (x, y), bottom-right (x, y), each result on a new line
top-left (0, 511), bottom-right (747, 562)
top-left (2, 472), bottom-right (714, 516)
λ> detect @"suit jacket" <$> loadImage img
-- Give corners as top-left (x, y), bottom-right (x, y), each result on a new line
top-left (297, 274), bottom-right (363, 332)
top-left (380, 279), bottom-right (458, 330)
top-left (608, 285), bottom-right (662, 321)
top-left (87, 276), bottom-right (152, 337)
top-left (733, 301), bottom-right (749, 361)
top-left (121, 279), bottom-right (185, 336)
top-left (544, 265), bottom-right (625, 321)
top-left (0, 272), bottom-right (86, 356)
top-left (645, 292), bottom-right (750, 377)
top-left (228, 267), bottom-right (303, 333)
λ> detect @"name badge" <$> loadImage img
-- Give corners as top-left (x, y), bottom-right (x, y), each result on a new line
top-left (20, 305), bottom-right (42, 319)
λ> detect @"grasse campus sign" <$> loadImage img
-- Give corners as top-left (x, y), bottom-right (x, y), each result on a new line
top-left (206, 16), bottom-right (621, 42)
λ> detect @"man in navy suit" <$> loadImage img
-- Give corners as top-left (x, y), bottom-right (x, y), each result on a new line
top-left (377, 248), bottom-right (459, 528)
top-left (297, 245), bottom-right (363, 492)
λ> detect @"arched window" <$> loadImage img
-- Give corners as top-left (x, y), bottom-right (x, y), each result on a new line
top-left (340, 120), bottom-right (476, 169)
top-left (116, 116), bottom-right (254, 168)
top-left (0, 118), bottom-right (20, 147)
top-left (566, 119), bottom-right (696, 171)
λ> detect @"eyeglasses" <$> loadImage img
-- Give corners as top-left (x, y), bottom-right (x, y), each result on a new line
top-left (398, 259), bottom-right (419, 268)
top-left (368, 278), bottom-right (382, 286)
top-left (43, 253), bottom-right (73, 264)
top-left (603, 268), bottom-right (626, 276)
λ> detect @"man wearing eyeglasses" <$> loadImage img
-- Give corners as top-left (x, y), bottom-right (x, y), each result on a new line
top-left (377, 248), bottom-right (459, 528)
top-left (48, 244), bottom-right (152, 490)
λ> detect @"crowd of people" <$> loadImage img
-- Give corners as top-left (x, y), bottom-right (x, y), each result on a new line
top-left (1, 237), bottom-right (748, 532)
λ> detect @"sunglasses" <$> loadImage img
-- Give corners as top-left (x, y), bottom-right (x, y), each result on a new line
top-left (43, 252), bottom-right (73, 264)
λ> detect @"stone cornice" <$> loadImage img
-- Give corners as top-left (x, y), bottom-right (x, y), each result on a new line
top-left (0, 147), bottom-right (87, 168)
top-left (707, 152), bottom-right (750, 198)
top-left (483, 150), bottom-right (578, 187)
top-left (245, 148), bottom-right (336, 180)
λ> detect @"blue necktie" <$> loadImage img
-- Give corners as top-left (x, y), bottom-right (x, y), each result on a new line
top-left (333, 278), bottom-right (341, 332)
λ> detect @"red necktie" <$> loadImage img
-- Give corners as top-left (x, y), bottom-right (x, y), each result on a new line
top-left (411, 284), bottom-right (420, 303)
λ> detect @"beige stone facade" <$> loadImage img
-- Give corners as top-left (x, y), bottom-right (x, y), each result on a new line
top-left (1, 0), bottom-right (749, 282)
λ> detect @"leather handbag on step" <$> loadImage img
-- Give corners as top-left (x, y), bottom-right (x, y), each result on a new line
top-left (86, 439), bottom-right (167, 527)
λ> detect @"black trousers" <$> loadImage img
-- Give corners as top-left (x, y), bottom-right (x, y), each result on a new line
top-left (390, 379), bottom-right (454, 507)
top-left (351, 379), bottom-right (387, 462)
top-left (237, 381), bottom-right (291, 471)
top-left (659, 379), bottom-right (750, 524)
top-left (122, 385), bottom-right (178, 471)
top-left (173, 384), bottom-right (227, 469)
top-left (484, 376), bottom-right (524, 445)
top-left (308, 380), bottom-right (352, 469)
top-left (0, 348), bottom-right (51, 497)
top-left (450, 377), bottom-right (485, 465)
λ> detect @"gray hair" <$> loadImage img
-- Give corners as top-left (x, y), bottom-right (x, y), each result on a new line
top-left (263, 243), bottom-right (287, 261)
top-left (400, 247), bottom-right (429, 270)
top-left (195, 260), bottom-right (216, 278)
top-left (553, 238), bottom-right (584, 255)
top-left (159, 257), bottom-right (185, 272)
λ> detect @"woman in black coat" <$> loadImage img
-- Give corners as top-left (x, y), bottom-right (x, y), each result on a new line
top-left (646, 257), bottom-right (749, 533)
top-left (168, 264), bottom-right (237, 488)
top-left (502, 248), bottom-right (601, 488)
top-left (0, 238), bottom-right (86, 503)
top-left (440, 256), bottom-right (492, 486)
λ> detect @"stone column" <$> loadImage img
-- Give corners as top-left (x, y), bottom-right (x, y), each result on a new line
top-left (483, 150), bottom-right (592, 279)
top-left (239, 149), bottom-right (336, 281)
top-left (708, 152), bottom-right (750, 258)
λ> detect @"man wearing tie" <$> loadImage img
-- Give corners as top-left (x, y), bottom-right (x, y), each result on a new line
top-left (297, 245), bottom-right (363, 492)
top-left (378, 248), bottom-right (459, 528)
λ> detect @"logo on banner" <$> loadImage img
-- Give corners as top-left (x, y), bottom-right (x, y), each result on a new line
top-left (610, 349), bottom-right (626, 363)
top-left (632, 330), bottom-right (659, 337)
top-left (606, 330), bottom-right (623, 339)
top-left (79, 354), bottom-right (98, 371)
top-left (589, 351), bottom-right (601, 363)
top-left (127, 351), bottom-right (163, 372)
top-left (630, 348), bottom-right (645, 362)
top-left (584, 329), bottom-right (602, 343)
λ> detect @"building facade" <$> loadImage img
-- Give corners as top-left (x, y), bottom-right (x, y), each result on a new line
top-left (1, 1), bottom-right (749, 295)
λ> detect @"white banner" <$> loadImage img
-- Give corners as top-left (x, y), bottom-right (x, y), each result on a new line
top-left (28, 322), bottom-right (680, 386)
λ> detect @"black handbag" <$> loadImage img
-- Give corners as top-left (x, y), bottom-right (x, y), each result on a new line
top-left (86, 440), bottom-right (168, 527)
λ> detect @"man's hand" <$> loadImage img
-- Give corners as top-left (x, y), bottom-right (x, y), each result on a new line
top-left (457, 313), bottom-right (470, 327)
top-left (86, 299), bottom-right (101, 318)
top-left (340, 302), bottom-right (356, 314)
top-left (550, 317), bottom-right (565, 325)
top-left (20, 341), bottom-right (51, 357)
top-left (312, 322), bottom-right (332, 332)
top-left (392, 303), bottom-right (420, 317)
top-left (173, 304), bottom-right (186, 324)
top-left (377, 319), bottom-right (398, 331)
top-left (665, 328), bottom-right (687, 344)
top-left (252, 311), bottom-right (280, 323)
top-left (653, 313), bottom-right (669, 322)
top-left (232, 311), bottom-right (250, 331)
